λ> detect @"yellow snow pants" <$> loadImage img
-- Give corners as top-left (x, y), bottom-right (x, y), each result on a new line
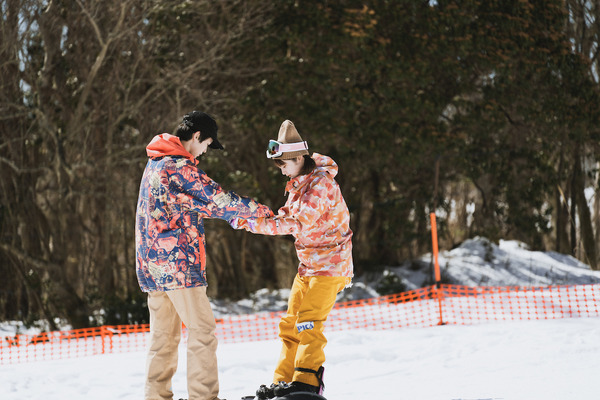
top-left (273, 274), bottom-right (349, 387)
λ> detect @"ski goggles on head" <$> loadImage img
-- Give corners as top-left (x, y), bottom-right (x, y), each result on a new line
top-left (266, 140), bottom-right (309, 158)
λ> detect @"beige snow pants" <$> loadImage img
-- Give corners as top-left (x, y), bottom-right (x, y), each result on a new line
top-left (145, 286), bottom-right (219, 400)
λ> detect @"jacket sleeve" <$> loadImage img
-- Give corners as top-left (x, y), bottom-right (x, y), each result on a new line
top-left (172, 162), bottom-right (273, 220)
top-left (233, 211), bottom-right (300, 236)
top-left (233, 173), bottom-right (333, 235)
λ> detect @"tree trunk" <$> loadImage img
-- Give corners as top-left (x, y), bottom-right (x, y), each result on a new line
top-left (573, 152), bottom-right (598, 269)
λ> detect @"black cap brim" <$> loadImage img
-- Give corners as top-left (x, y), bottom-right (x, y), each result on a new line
top-left (209, 138), bottom-right (224, 149)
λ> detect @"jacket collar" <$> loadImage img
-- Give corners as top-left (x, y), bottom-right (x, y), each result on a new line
top-left (146, 133), bottom-right (198, 165)
top-left (285, 171), bottom-right (312, 194)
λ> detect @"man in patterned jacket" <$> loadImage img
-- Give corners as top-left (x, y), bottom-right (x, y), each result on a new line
top-left (135, 111), bottom-right (272, 400)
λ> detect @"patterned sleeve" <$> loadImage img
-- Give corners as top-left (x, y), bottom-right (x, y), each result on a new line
top-left (234, 212), bottom-right (300, 236)
top-left (235, 173), bottom-right (333, 235)
top-left (171, 161), bottom-right (272, 220)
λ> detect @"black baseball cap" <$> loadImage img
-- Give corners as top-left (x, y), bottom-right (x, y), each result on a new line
top-left (182, 111), bottom-right (224, 149)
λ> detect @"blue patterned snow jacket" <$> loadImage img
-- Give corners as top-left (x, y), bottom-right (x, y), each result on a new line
top-left (135, 133), bottom-right (272, 292)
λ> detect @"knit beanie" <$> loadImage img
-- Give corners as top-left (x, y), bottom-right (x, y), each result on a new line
top-left (273, 120), bottom-right (310, 160)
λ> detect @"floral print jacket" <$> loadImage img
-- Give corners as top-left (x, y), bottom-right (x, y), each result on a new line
top-left (232, 153), bottom-right (353, 280)
top-left (135, 133), bottom-right (272, 292)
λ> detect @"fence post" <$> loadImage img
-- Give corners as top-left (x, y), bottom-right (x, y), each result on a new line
top-left (100, 326), bottom-right (113, 355)
top-left (430, 212), bottom-right (445, 325)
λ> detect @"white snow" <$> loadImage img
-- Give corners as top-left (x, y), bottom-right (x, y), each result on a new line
top-left (369, 237), bottom-right (600, 293)
top-left (2, 237), bottom-right (600, 400)
top-left (1, 318), bottom-right (599, 400)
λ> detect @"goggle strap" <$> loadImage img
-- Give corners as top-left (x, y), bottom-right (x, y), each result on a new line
top-left (266, 140), bottom-right (308, 158)
top-left (276, 141), bottom-right (308, 152)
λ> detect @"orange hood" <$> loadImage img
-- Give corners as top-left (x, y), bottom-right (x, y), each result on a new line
top-left (146, 133), bottom-right (197, 165)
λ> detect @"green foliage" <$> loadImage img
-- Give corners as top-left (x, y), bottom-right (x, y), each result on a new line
top-left (375, 270), bottom-right (407, 296)
top-left (97, 293), bottom-right (149, 326)
top-left (240, 0), bottom-right (599, 265)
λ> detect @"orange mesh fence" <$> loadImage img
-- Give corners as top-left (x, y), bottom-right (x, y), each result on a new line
top-left (0, 324), bottom-right (151, 365)
top-left (2, 283), bottom-right (599, 365)
top-left (438, 283), bottom-right (600, 324)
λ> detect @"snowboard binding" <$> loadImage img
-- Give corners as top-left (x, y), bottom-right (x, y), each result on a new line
top-left (243, 366), bottom-right (326, 400)
top-left (242, 393), bottom-right (325, 400)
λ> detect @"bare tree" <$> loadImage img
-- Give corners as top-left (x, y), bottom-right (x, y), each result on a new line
top-left (0, 0), bottom-right (276, 327)
top-left (562, 0), bottom-right (600, 269)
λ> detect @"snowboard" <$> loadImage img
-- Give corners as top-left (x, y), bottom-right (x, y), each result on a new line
top-left (241, 393), bottom-right (327, 400)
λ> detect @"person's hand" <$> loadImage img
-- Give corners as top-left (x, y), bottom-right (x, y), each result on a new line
top-left (229, 218), bottom-right (258, 231)
top-left (246, 219), bottom-right (257, 231)
top-left (229, 218), bottom-right (242, 229)
top-left (259, 204), bottom-right (274, 217)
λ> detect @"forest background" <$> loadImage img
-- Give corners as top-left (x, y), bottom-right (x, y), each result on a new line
top-left (1, 0), bottom-right (599, 329)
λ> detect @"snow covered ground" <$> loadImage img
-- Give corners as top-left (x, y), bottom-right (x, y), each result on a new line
top-left (2, 237), bottom-right (600, 400)
top-left (2, 318), bottom-right (599, 400)
top-left (371, 237), bottom-right (600, 291)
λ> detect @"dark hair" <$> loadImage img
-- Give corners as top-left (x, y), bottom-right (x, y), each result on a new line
top-left (174, 122), bottom-right (212, 142)
top-left (174, 111), bottom-right (218, 144)
top-left (274, 154), bottom-right (316, 176)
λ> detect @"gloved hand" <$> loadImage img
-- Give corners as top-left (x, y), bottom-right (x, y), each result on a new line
top-left (259, 204), bottom-right (274, 217)
top-left (246, 219), bottom-right (257, 231)
top-left (229, 218), bottom-right (259, 231)
top-left (229, 217), bottom-right (242, 229)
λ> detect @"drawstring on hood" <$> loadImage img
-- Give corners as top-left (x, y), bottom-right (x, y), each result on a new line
top-left (146, 133), bottom-right (198, 165)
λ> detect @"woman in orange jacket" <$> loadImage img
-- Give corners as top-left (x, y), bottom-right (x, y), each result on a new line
top-left (230, 120), bottom-right (353, 399)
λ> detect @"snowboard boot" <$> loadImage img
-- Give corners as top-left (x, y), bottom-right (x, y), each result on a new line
top-left (273, 381), bottom-right (318, 397)
top-left (273, 366), bottom-right (325, 397)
